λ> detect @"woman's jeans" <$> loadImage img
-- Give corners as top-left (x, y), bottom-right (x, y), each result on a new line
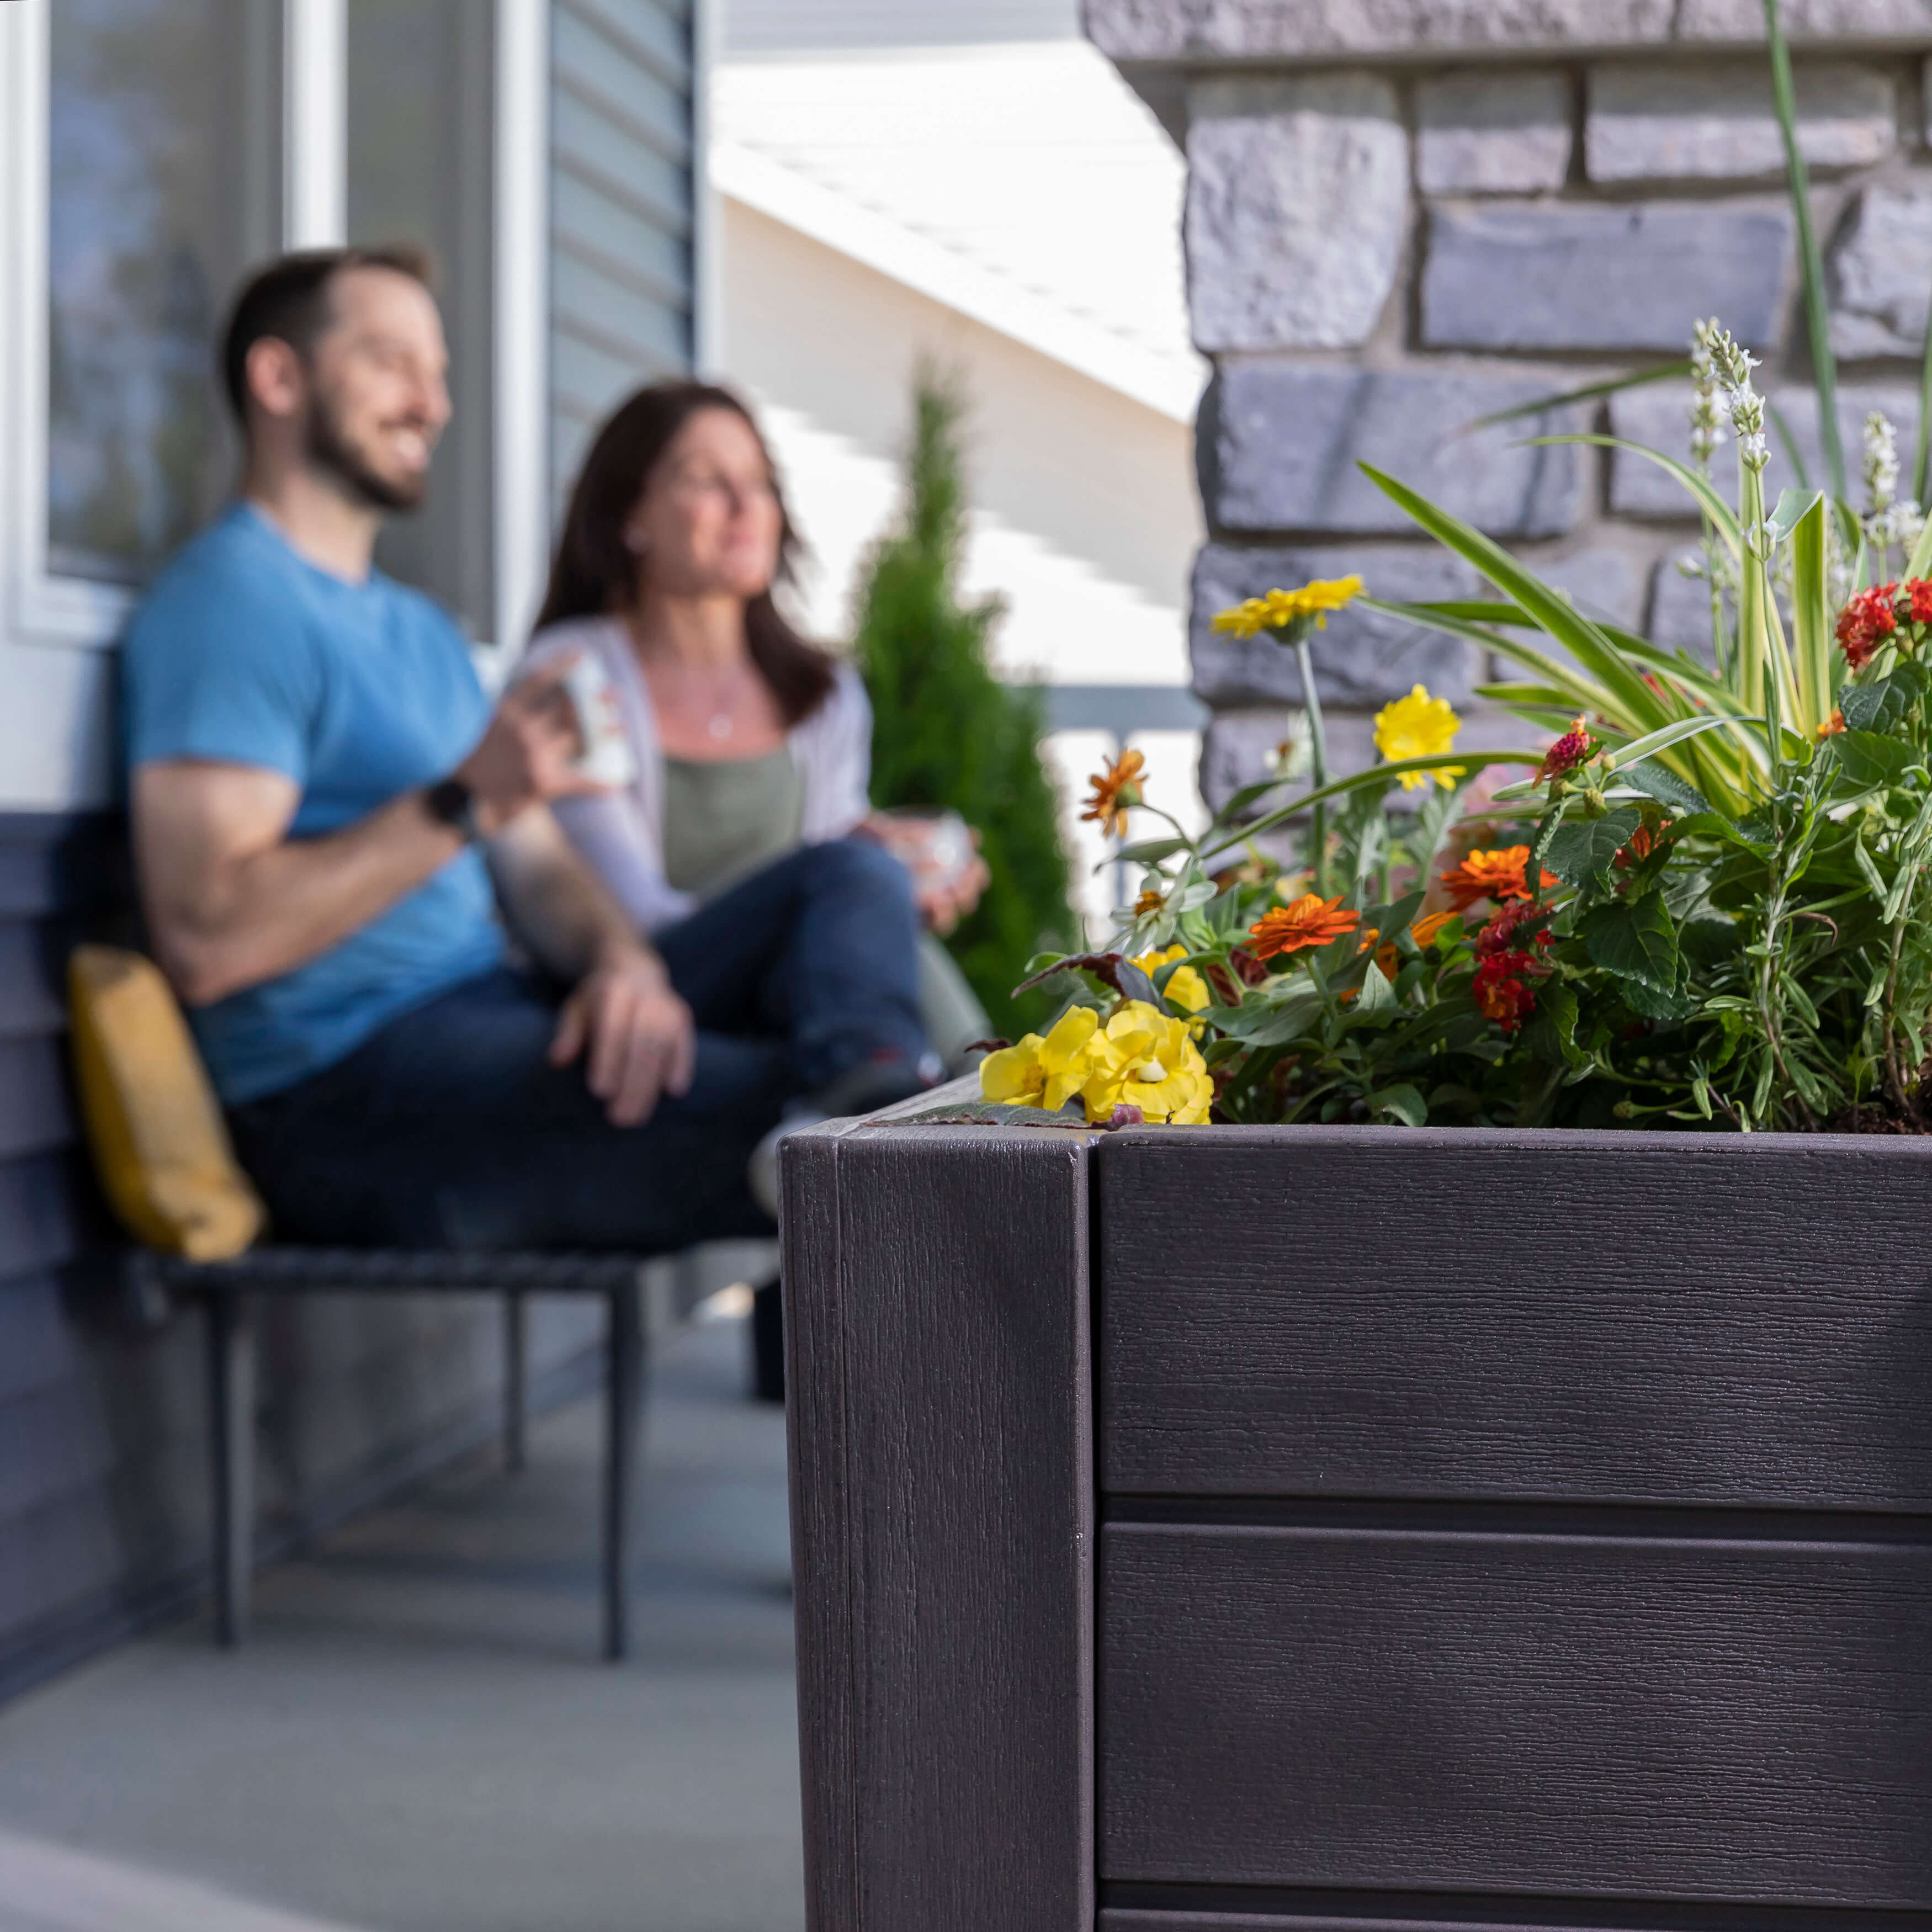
top-left (229, 837), bottom-right (927, 1254)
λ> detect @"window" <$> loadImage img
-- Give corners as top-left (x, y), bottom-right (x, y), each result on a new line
top-left (347, 0), bottom-right (496, 639)
top-left (44, 0), bottom-right (276, 586)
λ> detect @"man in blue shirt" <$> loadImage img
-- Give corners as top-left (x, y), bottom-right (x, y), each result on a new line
top-left (124, 247), bottom-right (926, 1251)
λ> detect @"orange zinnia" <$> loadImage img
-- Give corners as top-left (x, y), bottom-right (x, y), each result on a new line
top-left (1082, 749), bottom-right (1147, 838)
top-left (1358, 908), bottom-right (1456, 979)
top-left (1249, 893), bottom-right (1360, 960)
top-left (1439, 846), bottom-right (1556, 912)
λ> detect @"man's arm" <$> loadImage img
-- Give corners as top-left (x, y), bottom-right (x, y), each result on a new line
top-left (134, 762), bottom-right (463, 1006)
top-left (135, 664), bottom-right (586, 1008)
top-left (487, 807), bottom-right (697, 1127)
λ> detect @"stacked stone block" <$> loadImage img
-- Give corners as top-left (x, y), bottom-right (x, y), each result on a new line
top-left (1087, 0), bottom-right (1932, 807)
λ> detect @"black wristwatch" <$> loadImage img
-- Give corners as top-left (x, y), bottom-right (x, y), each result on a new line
top-left (424, 776), bottom-right (482, 843)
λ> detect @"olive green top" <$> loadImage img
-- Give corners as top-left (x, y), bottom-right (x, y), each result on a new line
top-left (660, 746), bottom-right (805, 897)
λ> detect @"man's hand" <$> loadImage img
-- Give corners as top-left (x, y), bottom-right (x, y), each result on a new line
top-left (548, 944), bottom-right (696, 1127)
top-left (456, 659), bottom-right (598, 835)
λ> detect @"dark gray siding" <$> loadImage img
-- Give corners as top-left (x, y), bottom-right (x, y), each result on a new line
top-left (0, 815), bottom-right (602, 1699)
top-left (550, 0), bottom-right (696, 493)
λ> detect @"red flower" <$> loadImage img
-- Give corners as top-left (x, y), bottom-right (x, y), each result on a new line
top-left (1837, 583), bottom-right (1899, 671)
top-left (1535, 716), bottom-right (1597, 784)
top-left (1472, 952), bottom-right (1538, 1032)
top-left (1473, 899), bottom-right (1551, 959)
top-left (1910, 579), bottom-right (1932, 625)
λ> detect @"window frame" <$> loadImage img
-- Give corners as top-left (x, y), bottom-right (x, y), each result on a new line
top-left (0, 0), bottom-right (550, 657)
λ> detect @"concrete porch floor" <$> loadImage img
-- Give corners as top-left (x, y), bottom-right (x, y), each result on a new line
top-left (0, 1311), bottom-right (805, 1932)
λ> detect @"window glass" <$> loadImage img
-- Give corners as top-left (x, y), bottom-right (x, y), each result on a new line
top-left (347, 0), bottom-right (496, 640)
top-left (46, 0), bottom-right (267, 585)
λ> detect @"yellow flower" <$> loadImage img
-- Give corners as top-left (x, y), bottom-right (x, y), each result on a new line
top-left (1211, 575), bottom-right (1364, 639)
top-left (1133, 943), bottom-right (1209, 1031)
top-left (1084, 1002), bottom-right (1213, 1126)
top-left (979, 1006), bottom-right (1108, 1112)
top-left (1372, 683), bottom-right (1463, 791)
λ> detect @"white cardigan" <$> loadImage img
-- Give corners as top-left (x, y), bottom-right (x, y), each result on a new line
top-left (522, 615), bottom-right (874, 935)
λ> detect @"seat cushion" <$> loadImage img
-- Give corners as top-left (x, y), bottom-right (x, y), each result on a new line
top-left (68, 944), bottom-right (265, 1261)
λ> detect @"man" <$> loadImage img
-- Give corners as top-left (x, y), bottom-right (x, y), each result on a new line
top-left (124, 247), bottom-right (926, 1251)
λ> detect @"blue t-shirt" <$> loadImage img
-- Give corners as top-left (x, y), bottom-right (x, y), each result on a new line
top-left (123, 504), bottom-right (506, 1103)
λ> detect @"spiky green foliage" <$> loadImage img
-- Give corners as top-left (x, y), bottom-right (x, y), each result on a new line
top-left (854, 370), bottom-right (1076, 1033)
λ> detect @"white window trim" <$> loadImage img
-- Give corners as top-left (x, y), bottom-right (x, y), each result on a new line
top-left (1, 0), bottom-right (550, 660)
top-left (492, 0), bottom-right (551, 660)
top-left (285, 0), bottom-right (347, 249)
top-left (1, 0), bottom-right (135, 650)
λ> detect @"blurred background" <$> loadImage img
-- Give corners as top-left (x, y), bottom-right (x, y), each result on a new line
top-left (8, 0), bottom-right (1932, 1924)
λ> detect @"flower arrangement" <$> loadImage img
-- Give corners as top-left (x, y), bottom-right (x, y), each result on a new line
top-left (980, 312), bottom-right (1932, 1135)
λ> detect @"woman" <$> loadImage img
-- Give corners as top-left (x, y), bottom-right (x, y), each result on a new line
top-left (522, 382), bottom-right (990, 1095)
top-left (522, 379), bottom-right (989, 1167)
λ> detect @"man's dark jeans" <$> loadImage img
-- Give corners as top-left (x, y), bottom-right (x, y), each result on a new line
top-left (229, 837), bottom-right (927, 1254)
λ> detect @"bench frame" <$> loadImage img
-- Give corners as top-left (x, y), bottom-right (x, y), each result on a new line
top-left (140, 1248), bottom-right (652, 1662)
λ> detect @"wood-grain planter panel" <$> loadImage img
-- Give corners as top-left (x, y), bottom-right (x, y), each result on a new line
top-left (779, 1118), bottom-right (1932, 1932)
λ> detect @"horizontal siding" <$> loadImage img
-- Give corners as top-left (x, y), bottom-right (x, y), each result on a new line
top-left (0, 813), bottom-right (606, 1701)
top-left (549, 0), bottom-right (694, 500)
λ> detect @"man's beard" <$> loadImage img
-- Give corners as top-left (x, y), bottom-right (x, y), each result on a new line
top-left (305, 390), bottom-right (431, 513)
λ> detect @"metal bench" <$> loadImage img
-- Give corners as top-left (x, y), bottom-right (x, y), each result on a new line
top-left (132, 1246), bottom-right (652, 1662)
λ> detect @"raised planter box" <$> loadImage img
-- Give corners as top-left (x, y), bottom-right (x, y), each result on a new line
top-left (780, 1115), bottom-right (1932, 1932)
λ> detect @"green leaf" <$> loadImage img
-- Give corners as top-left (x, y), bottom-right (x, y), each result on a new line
top-left (1605, 712), bottom-right (1755, 771)
top-left (1582, 893), bottom-right (1680, 992)
top-left (1784, 486), bottom-right (1834, 730)
top-left (1521, 976), bottom-right (1586, 1068)
top-left (1368, 1082), bottom-right (1428, 1128)
top-left (1114, 836), bottom-right (1191, 866)
top-left (1456, 358), bottom-right (1692, 434)
top-left (1357, 465), bottom-right (1681, 739)
top-left (1544, 808), bottom-right (1643, 893)
top-left (1764, 0), bottom-right (1845, 503)
top-left (1515, 436), bottom-right (1741, 555)
top-left (1616, 757), bottom-right (1712, 818)
top-left (1840, 659), bottom-right (1926, 734)
top-left (1831, 728), bottom-right (1915, 789)
top-left (1353, 959), bottom-right (1397, 1012)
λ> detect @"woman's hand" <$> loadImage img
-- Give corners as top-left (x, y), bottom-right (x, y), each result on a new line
top-left (862, 813), bottom-right (989, 936)
top-left (920, 846), bottom-right (989, 937)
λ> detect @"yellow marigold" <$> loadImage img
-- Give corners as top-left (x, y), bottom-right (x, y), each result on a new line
top-left (1211, 575), bottom-right (1364, 639)
top-left (1249, 893), bottom-right (1360, 960)
top-left (1372, 683), bottom-right (1464, 791)
top-left (1081, 749), bottom-right (1146, 838)
top-left (1133, 943), bottom-right (1209, 1030)
top-left (979, 1006), bottom-right (1108, 1113)
top-left (1082, 1002), bottom-right (1213, 1126)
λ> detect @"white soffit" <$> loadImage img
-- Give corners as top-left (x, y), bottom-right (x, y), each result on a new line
top-left (712, 43), bottom-right (1203, 422)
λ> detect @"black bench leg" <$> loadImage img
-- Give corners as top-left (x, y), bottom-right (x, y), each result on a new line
top-left (206, 1288), bottom-right (255, 1647)
top-left (503, 1290), bottom-right (528, 1472)
top-left (603, 1273), bottom-right (646, 1661)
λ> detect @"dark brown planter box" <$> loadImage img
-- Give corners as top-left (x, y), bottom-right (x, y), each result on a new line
top-left (779, 1116), bottom-right (1932, 1932)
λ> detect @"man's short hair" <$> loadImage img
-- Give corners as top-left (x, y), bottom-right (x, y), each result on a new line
top-left (219, 245), bottom-right (434, 421)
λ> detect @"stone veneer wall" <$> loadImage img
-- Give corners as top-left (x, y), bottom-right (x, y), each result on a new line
top-left (1085, 0), bottom-right (1932, 808)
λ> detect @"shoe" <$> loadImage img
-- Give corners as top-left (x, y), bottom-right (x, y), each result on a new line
top-left (747, 1055), bottom-right (935, 1218)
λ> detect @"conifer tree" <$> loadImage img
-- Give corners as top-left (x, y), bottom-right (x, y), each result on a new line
top-left (854, 370), bottom-right (1075, 1033)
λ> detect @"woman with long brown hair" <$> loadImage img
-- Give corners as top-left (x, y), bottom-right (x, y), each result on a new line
top-left (519, 383), bottom-right (976, 1220)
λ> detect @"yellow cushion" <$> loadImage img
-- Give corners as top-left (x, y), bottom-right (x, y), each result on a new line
top-left (67, 944), bottom-right (266, 1261)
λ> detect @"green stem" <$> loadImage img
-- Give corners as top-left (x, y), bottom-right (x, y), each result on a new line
top-left (1765, 0), bottom-right (1846, 504)
top-left (1292, 632), bottom-right (1331, 895)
